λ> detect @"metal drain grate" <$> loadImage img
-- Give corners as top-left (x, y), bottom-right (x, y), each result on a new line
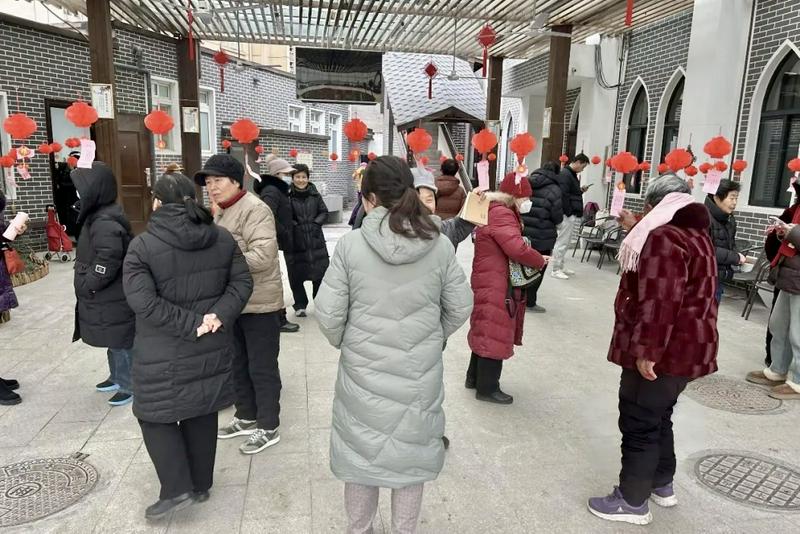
top-left (0, 457), bottom-right (98, 527)
top-left (695, 451), bottom-right (800, 511)
top-left (685, 375), bottom-right (783, 414)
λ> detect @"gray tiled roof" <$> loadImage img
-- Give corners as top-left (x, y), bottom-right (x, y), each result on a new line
top-left (383, 52), bottom-right (485, 128)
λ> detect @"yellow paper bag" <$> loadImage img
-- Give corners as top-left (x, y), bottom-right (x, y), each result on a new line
top-left (458, 191), bottom-right (489, 226)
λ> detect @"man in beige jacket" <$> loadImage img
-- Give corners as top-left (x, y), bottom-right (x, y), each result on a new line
top-left (194, 154), bottom-right (284, 455)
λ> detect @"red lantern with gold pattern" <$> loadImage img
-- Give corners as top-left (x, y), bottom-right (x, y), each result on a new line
top-left (472, 128), bottom-right (498, 155)
top-left (145, 109), bottom-right (174, 151)
top-left (509, 133), bottom-right (536, 164)
top-left (610, 152), bottom-right (638, 174)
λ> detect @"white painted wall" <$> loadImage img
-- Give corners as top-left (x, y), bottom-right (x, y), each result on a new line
top-left (680, 0), bottom-right (754, 201)
top-left (525, 95), bottom-right (546, 170)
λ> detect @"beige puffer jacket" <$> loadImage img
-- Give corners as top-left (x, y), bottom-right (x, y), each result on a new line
top-left (215, 192), bottom-right (284, 314)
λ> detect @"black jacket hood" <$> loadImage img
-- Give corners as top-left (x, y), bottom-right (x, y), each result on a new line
top-left (290, 182), bottom-right (320, 198)
top-left (71, 162), bottom-right (118, 223)
top-left (704, 195), bottom-right (730, 224)
top-left (529, 168), bottom-right (560, 189)
top-left (254, 174), bottom-right (289, 196)
top-left (671, 202), bottom-right (712, 230)
top-left (147, 204), bottom-right (218, 251)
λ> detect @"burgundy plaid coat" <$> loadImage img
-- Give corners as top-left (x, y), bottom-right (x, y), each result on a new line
top-left (608, 203), bottom-right (719, 379)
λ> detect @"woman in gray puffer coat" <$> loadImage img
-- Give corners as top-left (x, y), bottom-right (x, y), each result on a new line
top-left (315, 156), bottom-right (473, 534)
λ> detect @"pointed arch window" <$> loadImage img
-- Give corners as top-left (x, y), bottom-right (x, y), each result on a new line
top-left (660, 78), bottom-right (684, 163)
top-left (624, 86), bottom-right (648, 193)
top-left (751, 54), bottom-right (800, 208)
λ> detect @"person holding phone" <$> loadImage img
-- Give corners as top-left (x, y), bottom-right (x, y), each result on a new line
top-left (704, 179), bottom-right (745, 302)
top-left (552, 154), bottom-right (591, 280)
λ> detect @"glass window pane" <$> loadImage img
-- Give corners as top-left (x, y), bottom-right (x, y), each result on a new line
top-left (751, 118), bottom-right (786, 207)
top-left (765, 56), bottom-right (800, 112)
top-left (630, 88), bottom-right (648, 126)
top-left (200, 111), bottom-right (211, 152)
top-left (199, 91), bottom-right (209, 105)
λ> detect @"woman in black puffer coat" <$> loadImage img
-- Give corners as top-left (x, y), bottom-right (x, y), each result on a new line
top-left (704, 179), bottom-right (744, 302)
top-left (286, 164), bottom-right (329, 316)
top-left (522, 162), bottom-right (564, 310)
top-left (123, 173), bottom-right (252, 520)
top-left (72, 162), bottom-right (136, 406)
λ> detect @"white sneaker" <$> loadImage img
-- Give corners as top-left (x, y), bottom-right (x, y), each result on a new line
top-left (563, 268), bottom-right (576, 276)
top-left (551, 271), bottom-right (570, 280)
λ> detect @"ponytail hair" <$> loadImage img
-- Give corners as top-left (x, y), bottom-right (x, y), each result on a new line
top-left (153, 172), bottom-right (214, 225)
top-left (361, 156), bottom-right (439, 240)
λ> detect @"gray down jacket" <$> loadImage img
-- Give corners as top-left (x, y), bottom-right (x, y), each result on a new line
top-left (315, 206), bottom-right (473, 488)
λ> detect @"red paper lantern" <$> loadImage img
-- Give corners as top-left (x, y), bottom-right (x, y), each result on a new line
top-left (488, 153), bottom-right (497, 161)
top-left (288, 148), bottom-right (298, 158)
top-left (703, 136), bottom-right (732, 159)
top-left (231, 118), bottom-right (259, 144)
top-left (439, 155), bottom-right (447, 163)
top-left (509, 133), bottom-right (536, 163)
top-left (65, 101), bottom-right (98, 128)
top-left (213, 50), bottom-right (230, 93)
top-left (477, 25), bottom-right (497, 77)
top-left (343, 118), bottom-right (368, 143)
top-left (67, 156), bottom-right (78, 168)
top-left (664, 148), bottom-right (693, 172)
top-left (456, 154), bottom-right (465, 162)
top-left (657, 163), bottom-right (669, 174)
top-left (423, 61), bottom-right (438, 100)
top-left (714, 161), bottom-right (728, 172)
top-left (7, 148), bottom-right (17, 160)
top-left (0, 156), bottom-right (13, 168)
top-left (788, 158), bottom-right (800, 173)
top-left (685, 165), bottom-right (698, 177)
top-left (591, 155), bottom-right (601, 165)
top-left (420, 156), bottom-right (430, 165)
top-left (368, 152), bottom-right (377, 161)
top-left (611, 152), bottom-right (638, 174)
top-left (37, 143), bottom-right (53, 155)
top-left (254, 145), bottom-right (265, 155)
top-left (639, 161), bottom-right (651, 172)
top-left (145, 109), bottom-right (174, 135)
top-left (699, 162), bottom-right (712, 174)
top-left (732, 160), bottom-right (748, 173)
top-left (348, 152), bottom-right (358, 163)
top-left (559, 154), bottom-right (569, 164)
top-left (50, 142), bottom-right (62, 153)
top-left (330, 152), bottom-right (339, 161)
top-left (65, 137), bottom-right (80, 148)
top-left (472, 128), bottom-right (498, 155)
top-left (3, 113), bottom-right (37, 140)
top-left (407, 127), bottom-right (432, 154)
top-left (605, 158), bottom-right (613, 167)
top-left (221, 139), bottom-right (232, 149)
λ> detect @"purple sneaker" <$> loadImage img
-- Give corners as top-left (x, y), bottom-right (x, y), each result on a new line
top-left (588, 486), bottom-right (653, 525)
top-left (651, 483), bottom-right (678, 507)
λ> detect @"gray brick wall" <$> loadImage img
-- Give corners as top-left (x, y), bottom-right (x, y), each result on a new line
top-left (505, 54), bottom-right (549, 95)
top-left (607, 10), bottom-right (693, 212)
top-left (733, 0), bottom-right (800, 243)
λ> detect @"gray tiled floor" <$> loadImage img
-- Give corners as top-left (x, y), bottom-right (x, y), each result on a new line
top-left (0, 226), bottom-right (797, 533)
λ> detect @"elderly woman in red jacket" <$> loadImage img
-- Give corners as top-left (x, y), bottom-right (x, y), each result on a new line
top-left (466, 172), bottom-right (547, 405)
top-left (588, 174), bottom-right (718, 526)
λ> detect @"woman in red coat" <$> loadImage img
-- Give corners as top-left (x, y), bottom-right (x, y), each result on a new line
top-left (466, 172), bottom-right (547, 405)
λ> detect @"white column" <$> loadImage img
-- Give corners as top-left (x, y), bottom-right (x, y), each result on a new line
top-left (525, 95), bottom-right (546, 170)
top-left (680, 0), bottom-right (755, 200)
top-left (574, 37), bottom-right (622, 206)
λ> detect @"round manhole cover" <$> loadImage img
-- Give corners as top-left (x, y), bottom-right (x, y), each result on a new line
top-left (685, 375), bottom-right (783, 414)
top-left (0, 457), bottom-right (98, 527)
top-left (694, 451), bottom-right (800, 511)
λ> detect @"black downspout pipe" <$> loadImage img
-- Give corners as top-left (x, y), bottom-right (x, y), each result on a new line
top-left (113, 61), bottom-right (156, 186)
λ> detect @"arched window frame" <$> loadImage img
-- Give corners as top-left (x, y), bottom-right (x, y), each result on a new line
top-left (652, 67), bottom-right (686, 170)
top-left (741, 40), bottom-right (800, 212)
top-left (618, 78), bottom-right (650, 194)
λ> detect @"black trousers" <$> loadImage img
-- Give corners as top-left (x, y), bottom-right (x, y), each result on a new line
top-left (618, 368), bottom-right (689, 507)
top-left (526, 248), bottom-right (552, 307)
top-left (139, 412), bottom-right (218, 500)
top-left (287, 265), bottom-right (321, 311)
top-left (233, 312), bottom-right (282, 430)
top-left (466, 352), bottom-right (504, 395)
top-left (766, 287), bottom-right (781, 366)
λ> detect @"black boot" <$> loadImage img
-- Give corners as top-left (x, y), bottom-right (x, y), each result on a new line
top-left (1, 377), bottom-right (19, 391)
top-left (0, 380), bottom-right (21, 406)
top-left (145, 493), bottom-right (193, 520)
top-left (475, 390), bottom-right (514, 405)
top-left (192, 490), bottom-right (210, 503)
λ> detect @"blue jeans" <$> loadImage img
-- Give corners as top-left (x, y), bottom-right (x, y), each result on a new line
top-left (715, 283), bottom-right (724, 303)
top-left (107, 348), bottom-right (132, 395)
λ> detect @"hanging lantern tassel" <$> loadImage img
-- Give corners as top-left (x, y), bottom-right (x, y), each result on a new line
top-left (423, 61), bottom-right (438, 101)
top-left (187, 2), bottom-right (195, 61)
top-left (625, 0), bottom-right (634, 26)
top-left (213, 50), bottom-right (229, 93)
top-left (477, 25), bottom-right (497, 78)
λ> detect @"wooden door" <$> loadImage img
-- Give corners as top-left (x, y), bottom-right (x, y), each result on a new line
top-left (117, 113), bottom-right (152, 234)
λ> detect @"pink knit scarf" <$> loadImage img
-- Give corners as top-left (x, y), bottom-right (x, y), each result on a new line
top-left (618, 192), bottom-right (696, 273)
